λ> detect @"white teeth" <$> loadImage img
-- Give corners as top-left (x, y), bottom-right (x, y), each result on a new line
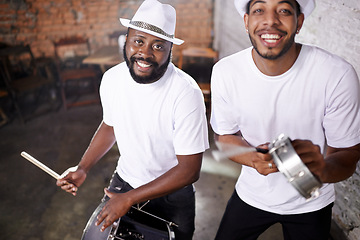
top-left (261, 34), bottom-right (280, 43)
top-left (264, 39), bottom-right (277, 43)
top-left (137, 61), bottom-right (151, 68)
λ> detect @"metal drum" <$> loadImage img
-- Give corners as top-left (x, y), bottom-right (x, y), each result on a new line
top-left (107, 207), bottom-right (175, 240)
top-left (269, 134), bottom-right (322, 200)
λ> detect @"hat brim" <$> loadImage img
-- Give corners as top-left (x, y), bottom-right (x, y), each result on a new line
top-left (119, 18), bottom-right (184, 45)
top-left (234, 0), bottom-right (315, 18)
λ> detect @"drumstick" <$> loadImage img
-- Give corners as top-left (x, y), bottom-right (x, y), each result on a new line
top-left (212, 141), bottom-right (268, 161)
top-left (21, 151), bottom-right (60, 179)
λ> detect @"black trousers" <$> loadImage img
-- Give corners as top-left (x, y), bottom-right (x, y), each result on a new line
top-left (82, 172), bottom-right (195, 240)
top-left (215, 191), bottom-right (333, 240)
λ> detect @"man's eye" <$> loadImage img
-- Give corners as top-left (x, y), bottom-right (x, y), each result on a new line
top-left (135, 39), bottom-right (143, 44)
top-left (153, 44), bottom-right (163, 50)
top-left (279, 9), bottom-right (292, 15)
top-left (252, 9), bottom-right (263, 14)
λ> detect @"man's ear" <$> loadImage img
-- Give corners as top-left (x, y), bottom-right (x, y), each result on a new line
top-left (244, 14), bottom-right (249, 33)
top-left (296, 13), bottom-right (305, 34)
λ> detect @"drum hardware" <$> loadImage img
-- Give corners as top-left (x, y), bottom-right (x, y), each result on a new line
top-left (107, 203), bottom-right (177, 240)
top-left (212, 134), bottom-right (323, 200)
top-left (130, 206), bottom-right (178, 228)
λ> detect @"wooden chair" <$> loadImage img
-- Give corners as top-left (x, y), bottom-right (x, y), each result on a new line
top-left (0, 88), bottom-right (9, 127)
top-left (53, 36), bottom-right (100, 110)
top-left (177, 47), bottom-right (218, 110)
top-left (0, 45), bottom-right (55, 123)
top-left (108, 30), bottom-right (127, 46)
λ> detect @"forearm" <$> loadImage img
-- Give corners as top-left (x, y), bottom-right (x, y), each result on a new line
top-left (78, 121), bottom-right (116, 173)
top-left (124, 153), bottom-right (203, 205)
top-left (216, 132), bottom-right (256, 167)
top-left (321, 144), bottom-right (360, 183)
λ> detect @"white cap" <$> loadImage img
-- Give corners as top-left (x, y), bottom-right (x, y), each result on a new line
top-left (234, 0), bottom-right (315, 18)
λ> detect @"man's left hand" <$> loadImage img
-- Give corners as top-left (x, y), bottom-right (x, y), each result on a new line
top-left (292, 139), bottom-right (325, 180)
top-left (95, 188), bottom-right (133, 232)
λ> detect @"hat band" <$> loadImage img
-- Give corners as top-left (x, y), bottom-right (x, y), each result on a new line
top-left (130, 20), bottom-right (174, 39)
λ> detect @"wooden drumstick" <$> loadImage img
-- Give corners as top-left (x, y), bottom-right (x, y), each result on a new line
top-left (21, 151), bottom-right (60, 179)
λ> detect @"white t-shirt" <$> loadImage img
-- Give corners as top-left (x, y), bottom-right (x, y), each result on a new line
top-left (100, 62), bottom-right (209, 188)
top-left (210, 45), bottom-right (360, 214)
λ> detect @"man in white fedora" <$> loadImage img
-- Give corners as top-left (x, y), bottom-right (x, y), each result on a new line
top-left (56, 0), bottom-right (209, 239)
top-left (210, 0), bottom-right (360, 239)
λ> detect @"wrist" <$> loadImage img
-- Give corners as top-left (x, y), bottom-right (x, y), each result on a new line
top-left (77, 164), bottom-right (90, 174)
top-left (123, 190), bottom-right (139, 207)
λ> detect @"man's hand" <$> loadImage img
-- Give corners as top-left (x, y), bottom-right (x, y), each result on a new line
top-left (95, 188), bottom-right (133, 232)
top-left (251, 144), bottom-right (277, 175)
top-left (56, 166), bottom-right (87, 196)
top-left (291, 139), bottom-right (325, 180)
top-left (292, 140), bottom-right (360, 183)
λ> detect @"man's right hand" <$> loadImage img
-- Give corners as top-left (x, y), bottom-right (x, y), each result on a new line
top-left (56, 166), bottom-right (87, 196)
top-left (250, 146), bottom-right (278, 176)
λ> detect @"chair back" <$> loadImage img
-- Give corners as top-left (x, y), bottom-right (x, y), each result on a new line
top-left (0, 45), bottom-right (41, 90)
top-left (53, 36), bottom-right (92, 69)
top-left (108, 30), bottom-right (127, 46)
top-left (53, 36), bottom-right (100, 110)
top-left (0, 44), bottom-right (55, 122)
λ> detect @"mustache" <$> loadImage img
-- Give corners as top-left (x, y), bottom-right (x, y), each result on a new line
top-left (255, 28), bottom-right (287, 35)
top-left (130, 56), bottom-right (159, 67)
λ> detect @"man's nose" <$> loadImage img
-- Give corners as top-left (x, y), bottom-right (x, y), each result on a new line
top-left (263, 11), bottom-right (280, 26)
top-left (138, 44), bottom-right (154, 58)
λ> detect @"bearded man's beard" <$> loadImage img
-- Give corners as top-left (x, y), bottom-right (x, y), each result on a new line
top-left (249, 31), bottom-right (296, 60)
top-left (123, 43), bottom-right (171, 84)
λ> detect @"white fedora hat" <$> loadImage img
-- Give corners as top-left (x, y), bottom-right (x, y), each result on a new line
top-left (120, 0), bottom-right (184, 45)
top-left (234, 0), bottom-right (315, 18)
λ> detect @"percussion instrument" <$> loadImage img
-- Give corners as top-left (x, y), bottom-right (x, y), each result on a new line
top-left (107, 206), bottom-right (176, 240)
top-left (212, 134), bottom-right (323, 200)
top-left (20, 152), bottom-right (177, 239)
top-left (268, 134), bottom-right (322, 200)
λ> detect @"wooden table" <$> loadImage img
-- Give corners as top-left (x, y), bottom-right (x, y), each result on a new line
top-left (177, 47), bottom-right (218, 69)
top-left (83, 46), bottom-right (123, 72)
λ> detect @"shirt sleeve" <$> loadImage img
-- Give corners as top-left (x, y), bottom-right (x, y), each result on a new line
top-left (210, 63), bottom-right (240, 135)
top-left (99, 71), bottom-right (114, 127)
top-left (173, 86), bottom-right (209, 155)
top-left (324, 65), bottom-right (360, 148)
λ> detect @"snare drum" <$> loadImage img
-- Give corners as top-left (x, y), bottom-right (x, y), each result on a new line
top-left (269, 134), bottom-right (322, 200)
top-left (107, 207), bottom-right (175, 240)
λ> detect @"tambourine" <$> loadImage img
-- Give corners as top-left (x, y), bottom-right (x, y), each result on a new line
top-left (268, 134), bottom-right (322, 200)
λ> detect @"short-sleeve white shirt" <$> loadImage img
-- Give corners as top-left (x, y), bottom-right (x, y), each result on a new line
top-left (210, 45), bottom-right (360, 214)
top-left (101, 62), bottom-right (209, 188)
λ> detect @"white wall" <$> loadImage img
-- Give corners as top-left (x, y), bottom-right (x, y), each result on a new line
top-left (296, 0), bottom-right (360, 80)
top-left (213, 1), bottom-right (360, 239)
top-left (213, 0), bottom-right (251, 58)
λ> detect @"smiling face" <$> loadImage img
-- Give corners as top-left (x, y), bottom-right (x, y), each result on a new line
top-left (124, 28), bottom-right (172, 84)
top-left (244, 0), bottom-right (304, 60)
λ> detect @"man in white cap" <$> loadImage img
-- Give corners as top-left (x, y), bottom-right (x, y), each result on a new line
top-left (211, 0), bottom-right (360, 239)
top-left (56, 0), bottom-right (209, 239)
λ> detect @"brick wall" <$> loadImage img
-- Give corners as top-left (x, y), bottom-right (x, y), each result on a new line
top-left (213, 1), bottom-right (360, 239)
top-left (0, 0), bottom-right (214, 60)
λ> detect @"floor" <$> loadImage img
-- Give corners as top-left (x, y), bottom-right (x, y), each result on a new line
top-left (0, 99), bottom-right (283, 239)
